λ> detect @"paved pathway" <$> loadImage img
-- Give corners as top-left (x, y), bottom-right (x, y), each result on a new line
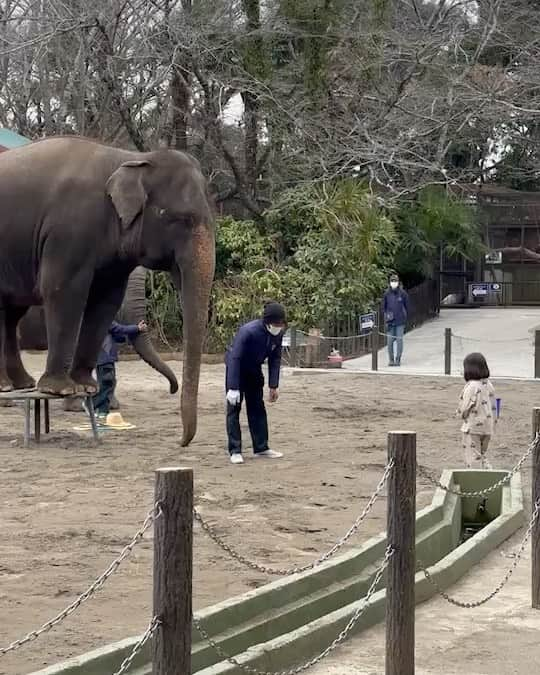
top-left (345, 307), bottom-right (540, 379)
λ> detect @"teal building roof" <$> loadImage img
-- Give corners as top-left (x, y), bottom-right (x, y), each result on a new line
top-left (0, 128), bottom-right (31, 150)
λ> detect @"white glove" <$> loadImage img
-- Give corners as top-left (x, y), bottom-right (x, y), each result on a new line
top-left (226, 390), bottom-right (241, 406)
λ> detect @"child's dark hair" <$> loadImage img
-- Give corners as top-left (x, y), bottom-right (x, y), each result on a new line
top-left (463, 352), bottom-right (490, 381)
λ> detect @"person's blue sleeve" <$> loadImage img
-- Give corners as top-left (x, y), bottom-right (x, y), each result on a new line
top-left (403, 291), bottom-right (409, 315)
top-left (227, 327), bottom-right (249, 391)
top-left (268, 337), bottom-right (283, 389)
top-left (109, 320), bottom-right (140, 343)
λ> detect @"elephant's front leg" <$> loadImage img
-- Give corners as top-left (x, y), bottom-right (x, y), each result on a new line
top-left (5, 306), bottom-right (35, 389)
top-left (70, 278), bottom-right (129, 393)
top-left (38, 265), bottom-right (92, 396)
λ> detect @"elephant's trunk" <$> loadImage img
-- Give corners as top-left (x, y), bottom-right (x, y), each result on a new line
top-left (130, 331), bottom-right (179, 394)
top-left (175, 223), bottom-right (215, 447)
top-left (122, 266), bottom-right (179, 394)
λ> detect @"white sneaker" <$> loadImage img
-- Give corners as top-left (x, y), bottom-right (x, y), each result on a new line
top-left (255, 449), bottom-right (283, 459)
top-left (230, 453), bottom-right (244, 465)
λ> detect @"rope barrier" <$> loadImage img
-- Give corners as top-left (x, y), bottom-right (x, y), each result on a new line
top-left (417, 434), bottom-right (539, 498)
top-left (376, 329), bottom-right (440, 342)
top-left (0, 503), bottom-right (161, 656)
top-left (194, 460), bottom-right (393, 576)
top-left (452, 332), bottom-right (531, 344)
top-left (111, 616), bottom-right (161, 675)
top-left (193, 546), bottom-right (393, 675)
top-left (420, 500), bottom-right (540, 608)
top-left (295, 329), bottom-right (372, 341)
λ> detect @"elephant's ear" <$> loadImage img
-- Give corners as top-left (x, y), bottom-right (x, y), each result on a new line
top-left (106, 160), bottom-right (150, 229)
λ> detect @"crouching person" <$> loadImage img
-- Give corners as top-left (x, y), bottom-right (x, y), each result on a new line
top-left (92, 319), bottom-right (147, 423)
top-left (225, 302), bottom-right (287, 465)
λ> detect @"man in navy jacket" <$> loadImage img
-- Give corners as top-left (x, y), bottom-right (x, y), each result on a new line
top-left (225, 302), bottom-right (286, 464)
top-left (382, 274), bottom-right (409, 366)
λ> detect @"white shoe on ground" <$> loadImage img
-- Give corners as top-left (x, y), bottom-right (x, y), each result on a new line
top-left (255, 449), bottom-right (283, 459)
top-left (230, 453), bottom-right (244, 465)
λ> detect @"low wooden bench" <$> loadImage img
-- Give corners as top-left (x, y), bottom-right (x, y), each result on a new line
top-left (0, 389), bottom-right (100, 447)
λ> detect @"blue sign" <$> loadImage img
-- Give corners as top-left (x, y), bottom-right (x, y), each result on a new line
top-left (490, 283), bottom-right (501, 292)
top-left (360, 312), bottom-right (376, 332)
top-left (470, 283), bottom-right (488, 298)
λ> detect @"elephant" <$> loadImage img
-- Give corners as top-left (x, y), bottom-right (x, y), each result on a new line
top-left (17, 267), bottom-right (179, 412)
top-left (0, 136), bottom-right (215, 446)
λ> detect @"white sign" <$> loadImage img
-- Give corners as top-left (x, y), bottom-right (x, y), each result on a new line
top-left (485, 251), bottom-right (502, 264)
top-left (470, 283), bottom-right (488, 297)
top-left (360, 312), bottom-right (376, 331)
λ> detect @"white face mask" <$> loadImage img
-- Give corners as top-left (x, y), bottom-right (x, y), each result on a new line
top-left (267, 324), bottom-right (283, 336)
top-left (390, 281), bottom-right (399, 290)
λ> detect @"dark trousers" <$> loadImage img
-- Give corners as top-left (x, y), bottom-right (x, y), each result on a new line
top-left (226, 374), bottom-right (269, 455)
top-left (92, 363), bottom-right (117, 415)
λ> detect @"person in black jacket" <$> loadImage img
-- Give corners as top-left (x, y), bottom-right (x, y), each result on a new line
top-left (225, 302), bottom-right (286, 465)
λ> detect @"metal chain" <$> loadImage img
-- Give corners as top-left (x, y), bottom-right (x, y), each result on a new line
top-left (111, 616), bottom-right (161, 675)
top-left (417, 435), bottom-right (539, 498)
top-left (421, 500), bottom-right (540, 609)
top-left (0, 503), bottom-right (162, 656)
top-left (194, 546), bottom-right (393, 675)
top-left (194, 460), bottom-right (394, 576)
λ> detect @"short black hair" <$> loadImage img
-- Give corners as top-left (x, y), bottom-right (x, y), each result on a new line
top-left (262, 301), bottom-right (286, 324)
top-left (463, 352), bottom-right (490, 381)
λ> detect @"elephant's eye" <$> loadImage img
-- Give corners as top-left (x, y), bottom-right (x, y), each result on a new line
top-left (152, 206), bottom-right (169, 220)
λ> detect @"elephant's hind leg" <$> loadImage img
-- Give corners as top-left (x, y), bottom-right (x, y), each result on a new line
top-left (0, 305), bottom-right (14, 391)
top-left (5, 306), bottom-right (36, 390)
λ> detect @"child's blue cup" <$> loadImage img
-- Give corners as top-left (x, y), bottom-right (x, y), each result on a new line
top-left (496, 398), bottom-right (501, 419)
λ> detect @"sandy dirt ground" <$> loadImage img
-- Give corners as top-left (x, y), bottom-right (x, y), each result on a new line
top-left (0, 353), bottom-right (537, 674)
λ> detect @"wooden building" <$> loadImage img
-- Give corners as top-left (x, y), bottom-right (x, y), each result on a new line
top-left (442, 184), bottom-right (540, 305)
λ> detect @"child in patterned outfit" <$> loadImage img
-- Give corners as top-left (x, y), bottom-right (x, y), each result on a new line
top-left (457, 352), bottom-right (497, 469)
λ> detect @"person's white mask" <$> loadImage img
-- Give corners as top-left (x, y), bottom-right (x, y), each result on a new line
top-left (267, 324), bottom-right (283, 336)
top-left (390, 281), bottom-right (399, 290)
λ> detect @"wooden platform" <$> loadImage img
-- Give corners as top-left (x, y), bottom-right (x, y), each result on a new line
top-left (0, 389), bottom-right (100, 447)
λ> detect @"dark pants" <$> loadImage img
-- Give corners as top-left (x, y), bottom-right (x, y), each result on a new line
top-left (92, 363), bottom-right (116, 416)
top-left (226, 372), bottom-right (269, 455)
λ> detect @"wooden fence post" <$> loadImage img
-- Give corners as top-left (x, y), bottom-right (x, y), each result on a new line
top-left (532, 410), bottom-right (540, 609)
top-left (153, 467), bottom-right (193, 675)
top-left (289, 326), bottom-right (297, 368)
top-left (371, 329), bottom-right (379, 371)
top-left (386, 431), bottom-right (416, 675)
top-left (444, 328), bottom-right (452, 375)
top-left (535, 332), bottom-right (540, 379)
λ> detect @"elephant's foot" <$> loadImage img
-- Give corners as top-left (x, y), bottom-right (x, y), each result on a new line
top-left (7, 366), bottom-right (36, 390)
top-left (0, 370), bottom-right (13, 392)
top-left (37, 373), bottom-right (78, 397)
top-left (70, 370), bottom-right (99, 395)
top-left (63, 396), bottom-right (85, 412)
